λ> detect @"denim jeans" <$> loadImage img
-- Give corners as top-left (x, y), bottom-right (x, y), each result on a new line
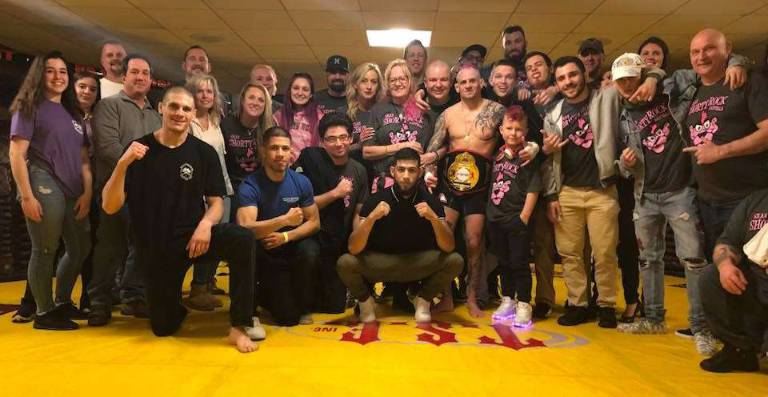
top-left (634, 187), bottom-right (707, 331)
top-left (88, 202), bottom-right (144, 308)
top-left (24, 165), bottom-right (91, 314)
top-left (697, 197), bottom-right (742, 262)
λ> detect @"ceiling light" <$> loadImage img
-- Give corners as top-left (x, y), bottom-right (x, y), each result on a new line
top-left (366, 29), bottom-right (431, 48)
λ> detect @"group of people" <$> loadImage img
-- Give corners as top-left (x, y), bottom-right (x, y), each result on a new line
top-left (6, 23), bottom-right (768, 373)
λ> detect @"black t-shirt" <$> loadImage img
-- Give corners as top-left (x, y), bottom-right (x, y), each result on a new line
top-left (685, 72), bottom-right (768, 202)
top-left (486, 147), bottom-right (542, 224)
top-left (314, 89), bottom-right (347, 114)
top-left (294, 147), bottom-right (369, 249)
top-left (220, 114), bottom-right (259, 187)
top-left (339, 105), bottom-right (375, 179)
top-left (561, 99), bottom-right (600, 188)
top-left (626, 95), bottom-right (690, 193)
top-left (126, 133), bottom-right (225, 251)
top-left (360, 186), bottom-right (445, 254)
top-left (366, 100), bottom-right (434, 176)
top-left (718, 188), bottom-right (768, 271)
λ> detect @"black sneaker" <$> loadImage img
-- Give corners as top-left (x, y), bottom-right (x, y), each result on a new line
top-left (700, 344), bottom-right (759, 373)
top-left (121, 300), bottom-right (149, 318)
top-left (557, 306), bottom-right (589, 326)
top-left (87, 305), bottom-right (112, 327)
top-left (532, 303), bottom-right (551, 319)
top-left (11, 303), bottom-right (36, 323)
top-left (675, 328), bottom-right (694, 339)
top-left (56, 303), bottom-right (88, 320)
top-left (33, 310), bottom-right (79, 330)
top-left (586, 303), bottom-right (599, 320)
top-left (597, 307), bottom-right (617, 328)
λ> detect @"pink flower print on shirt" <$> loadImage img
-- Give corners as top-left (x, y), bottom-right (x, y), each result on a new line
top-left (490, 173), bottom-right (511, 205)
top-left (568, 118), bottom-right (594, 149)
top-left (389, 126), bottom-right (418, 144)
top-left (341, 176), bottom-right (353, 208)
top-left (689, 111), bottom-right (719, 146)
top-left (642, 122), bottom-right (670, 154)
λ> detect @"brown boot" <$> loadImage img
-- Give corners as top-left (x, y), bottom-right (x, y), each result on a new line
top-left (186, 283), bottom-right (216, 311)
top-left (207, 283), bottom-right (223, 308)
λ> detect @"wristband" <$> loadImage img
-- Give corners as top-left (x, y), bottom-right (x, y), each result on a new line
top-left (282, 232), bottom-right (289, 243)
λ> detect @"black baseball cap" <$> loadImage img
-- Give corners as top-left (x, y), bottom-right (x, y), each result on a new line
top-left (461, 44), bottom-right (487, 59)
top-left (326, 55), bottom-right (349, 73)
top-left (579, 38), bottom-right (604, 55)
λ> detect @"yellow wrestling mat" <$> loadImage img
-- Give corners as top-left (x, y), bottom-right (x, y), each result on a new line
top-left (0, 269), bottom-right (766, 397)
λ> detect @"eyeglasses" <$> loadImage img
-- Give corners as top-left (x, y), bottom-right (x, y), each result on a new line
top-left (323, 134), bottom-right (350, 144)
top-left (388, 76), bottom-right (409, 85)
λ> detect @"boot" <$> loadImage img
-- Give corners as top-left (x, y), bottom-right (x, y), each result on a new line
top-left (186, 283), bottom-right (217, 311)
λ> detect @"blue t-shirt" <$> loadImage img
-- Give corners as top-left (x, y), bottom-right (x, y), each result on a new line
top-left (237, 168), bottom-right (314, 231)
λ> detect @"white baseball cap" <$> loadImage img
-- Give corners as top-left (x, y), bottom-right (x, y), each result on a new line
top-left (611, 53), bottom-right (645, 81)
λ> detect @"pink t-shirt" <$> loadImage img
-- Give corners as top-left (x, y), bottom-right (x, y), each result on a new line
top-left (273, 107), bottom-right (323, 163)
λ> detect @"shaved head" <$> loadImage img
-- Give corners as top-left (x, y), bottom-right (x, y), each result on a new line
top-left (690, 28), bottom-right (732, 85)
top-left (425, 59), bottom-right (450, 78)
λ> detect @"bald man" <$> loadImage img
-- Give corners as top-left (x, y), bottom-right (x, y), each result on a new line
top-left (424, 60), bottom-right (457, 115)
top-left (423, 66), bottom-right (507, 318)
top-left (670, 29), bottom-right (768, 256)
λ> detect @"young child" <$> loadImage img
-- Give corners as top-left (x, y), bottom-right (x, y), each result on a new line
top-left (487, 105), bottom-right (542, 327)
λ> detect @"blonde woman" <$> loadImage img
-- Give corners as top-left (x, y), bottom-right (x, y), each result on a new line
top-left (185, 74), bottom-right (234, 310)
top-left (342, 62), bottom-right (383, 157)
top-left (363, 59), bottom-right (433, 193)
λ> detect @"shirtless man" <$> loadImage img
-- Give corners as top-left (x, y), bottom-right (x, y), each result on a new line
top-left (423, 65), bottom-right (507, 317)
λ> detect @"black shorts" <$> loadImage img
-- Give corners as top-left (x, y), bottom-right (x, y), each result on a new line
top-left (436, 185), bottom-right (488, 215)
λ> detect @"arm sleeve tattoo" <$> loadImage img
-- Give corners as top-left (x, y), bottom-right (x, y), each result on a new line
top-left (426, 112), bottom-right (448, 153)
top-left (713, 244), bottom-right (741, 267)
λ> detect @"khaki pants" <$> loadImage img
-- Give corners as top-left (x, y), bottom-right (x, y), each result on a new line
top-left (555, 185), bottom-right (619, 308)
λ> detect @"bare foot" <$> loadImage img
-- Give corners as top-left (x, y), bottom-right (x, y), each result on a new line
top-left (468, 302), bottom-right (485, 318)
top-left (228, 327), bottom-right (258, 353)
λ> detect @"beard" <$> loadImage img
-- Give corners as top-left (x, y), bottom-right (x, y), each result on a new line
top-left (329, 79), bottom-right (346, 94)
top-left (394, 179), bottom-right (418, 197)
top-left (505, 46), bottom-right (527, 65)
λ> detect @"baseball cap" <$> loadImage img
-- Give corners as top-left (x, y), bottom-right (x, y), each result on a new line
top-left (579, 38), bottom-right (604, 55)
top-left (461, 44), bottom-right (487, 59)
top-left (611, 53), bottom-right (645, 81)
top-left (326, 55), bottom-right (349, 73)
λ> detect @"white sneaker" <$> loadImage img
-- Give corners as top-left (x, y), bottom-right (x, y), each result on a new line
top-left (413, 296), bottom-right (431, 323)
top-left (513, 301), bottom-right (532, 328)
top-left (245, 316), bottom-right (266, 341)
top-left (493, 296), bottom-right (516, 319)
top-left (358, 296), bottom-right (376, 323)
top-left (299, 313), bottom-right (313, 325)
top-left (694, 330), bottom-right (719, 356)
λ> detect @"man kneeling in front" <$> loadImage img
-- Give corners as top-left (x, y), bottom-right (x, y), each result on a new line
top-left (101, 87), bottom-right (257, 353)
top-left (337, 148), bottom-right (463, 323)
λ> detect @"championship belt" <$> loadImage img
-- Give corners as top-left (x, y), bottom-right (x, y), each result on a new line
top-left (442, 150), bottom-right (491, 195)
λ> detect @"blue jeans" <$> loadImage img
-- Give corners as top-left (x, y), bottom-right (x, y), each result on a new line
top-left (634, 187), bottom-right (707, 331)
top-left (24, 165), bottom-right (91, 314)
top-left (697, 197), bottom-right (742, 261)
top-left (88, 202), bottom-right (144, 307)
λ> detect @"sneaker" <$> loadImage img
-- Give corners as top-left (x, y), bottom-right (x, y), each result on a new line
top-left (33, 310), bottom-right (78, 331)
top-left (557, 306), bottom-right (589, 326)
top-left (492, 296), bottom-right (516, 319)
top-left (55, 303), bottom-right (87, 320)
top-left (358, 296), bottom-right (376, 323)
top-left (87, 305), bottom-right (111, 327)
top-left (617, 319), bottom-right (667, 334)
top-left (700, 344), bottom-right (759, 373)
top-left (245, 316), bottom-right (266, 341)
top-left (694, 330), bottom-right (719, 356)
top-left (513, 302), bottom-right (533, 328)
top-left (597, 307), bottom-right (617, 329)
top-left (675, 328), bottom-right (694, 339)
top-left (412, 296), bottom-right (431, 323)
top-left (299, 313), bottom-right (314, 325)
top-left (532, 302), bottom-right (551, 320)
top-left (121, 300), bottom-right (149, 318)
top-left (11, 303), bottom-right (35, 323)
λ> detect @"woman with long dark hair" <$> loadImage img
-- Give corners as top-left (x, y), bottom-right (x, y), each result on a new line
top-left (273, 73), bottom-right (323, 163)
top-left (8, 52), bottom-right (92, 330)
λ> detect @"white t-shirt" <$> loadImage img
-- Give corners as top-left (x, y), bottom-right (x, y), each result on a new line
top-left (100, 77), bottom-right (124, 98)
top-left (190, 115), bottom-right (234, 196)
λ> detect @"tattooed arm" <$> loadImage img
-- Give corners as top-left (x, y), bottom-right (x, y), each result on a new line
top-left (424, 112), bottom-right (448, 165)
top-left (475, 101), bottom-right (506, 131)
top-left (713, 244), bottom-right (742, 269)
